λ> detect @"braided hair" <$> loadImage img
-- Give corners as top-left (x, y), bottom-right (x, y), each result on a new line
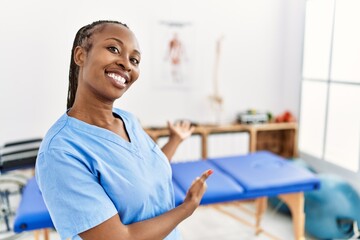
top-left (67, 20), bottom-right (129, 109)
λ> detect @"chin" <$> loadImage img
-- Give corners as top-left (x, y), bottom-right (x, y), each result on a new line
top-left (116, 91), bottom-right (127, 99)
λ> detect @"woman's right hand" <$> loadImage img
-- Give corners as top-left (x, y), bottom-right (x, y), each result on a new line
top-left (183, 169), bottom-right (213, 214)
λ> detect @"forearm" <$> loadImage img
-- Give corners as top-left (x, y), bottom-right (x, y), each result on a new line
top-left (126, 202), bottom-right (196, 240)
top-left (79, 202), bottom-right (196, 240)
top-left (79, 170), bottom-right (210, 240)
top-left (161, 136), bottom-right (182, 161)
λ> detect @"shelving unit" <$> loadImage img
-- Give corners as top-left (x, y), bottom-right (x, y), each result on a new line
top-left (144, 122), bottom-right (298, 159)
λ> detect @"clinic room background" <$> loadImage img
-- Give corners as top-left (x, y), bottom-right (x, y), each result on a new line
top-left (1, 0), bottom-right (360, 202)
top-left (0, 0), bottom-right (302, 143)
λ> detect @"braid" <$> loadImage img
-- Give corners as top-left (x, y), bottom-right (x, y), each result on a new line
top-left (67, 20), bottom-right (129, 109)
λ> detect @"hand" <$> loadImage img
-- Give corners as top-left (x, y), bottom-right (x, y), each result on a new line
top-left (183, 169), bottom-right (213, 210)
top-left (167, 120), bottom-right (195, 143)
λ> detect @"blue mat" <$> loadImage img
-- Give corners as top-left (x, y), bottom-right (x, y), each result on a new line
top-left (14, 151), bottom-right (320, 234)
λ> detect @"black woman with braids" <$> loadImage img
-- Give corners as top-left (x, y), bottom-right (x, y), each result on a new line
top-left (35, 20), bottom-right (213, 240)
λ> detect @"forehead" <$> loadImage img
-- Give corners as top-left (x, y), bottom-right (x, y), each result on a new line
top-left (93, 23), bottom-right (140, 51)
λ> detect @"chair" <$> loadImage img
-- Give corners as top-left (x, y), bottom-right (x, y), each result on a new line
top-left (0, 138), bottom-right (42, 239)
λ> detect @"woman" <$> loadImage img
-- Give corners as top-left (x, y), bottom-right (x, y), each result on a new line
top-left (35, 20), bottom-right (212, 240)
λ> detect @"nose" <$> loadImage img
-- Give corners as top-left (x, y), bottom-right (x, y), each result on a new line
top-left (117, 56), bottom-right (131, 72)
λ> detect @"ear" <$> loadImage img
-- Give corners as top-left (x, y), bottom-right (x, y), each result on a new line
top-left (74, 46), bottom-right (86, 66)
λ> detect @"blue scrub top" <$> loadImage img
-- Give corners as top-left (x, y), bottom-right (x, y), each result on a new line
top-left (35, 108), bottom-right (181, 240)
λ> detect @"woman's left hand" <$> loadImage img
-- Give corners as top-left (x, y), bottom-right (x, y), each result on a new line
top-left (167, 120), bottom-right (195, 142)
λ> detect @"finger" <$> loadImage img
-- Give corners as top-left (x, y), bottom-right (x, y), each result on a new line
top-left (182, 120), bottom-right (190, 128)
top-left (200, 169), bottom-right (213, 182)
top-left (174, 120), bottom-right (181, 128)
top-left (168, 121), bottom-right (178, 131)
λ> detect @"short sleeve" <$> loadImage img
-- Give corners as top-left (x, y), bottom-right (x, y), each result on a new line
top-left (35, 148), bottom-right (118, 239)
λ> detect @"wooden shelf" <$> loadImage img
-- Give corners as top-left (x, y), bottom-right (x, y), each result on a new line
top-left (242, 122), bottom-right (298, 158)
top-left (144, 122), bottom-right (298, 159)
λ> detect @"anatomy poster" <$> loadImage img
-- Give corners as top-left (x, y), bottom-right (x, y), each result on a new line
top-left (152, 20), bottom-right (195, 90)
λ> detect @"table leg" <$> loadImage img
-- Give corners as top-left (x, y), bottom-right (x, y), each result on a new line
top-left (278, 192), bottom-right (305, 240)
top-left (255, 197), bottom-right (267, 235)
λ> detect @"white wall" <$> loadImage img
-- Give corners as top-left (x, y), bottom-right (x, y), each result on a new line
top-left (0, 0), bottom-right (305, 144)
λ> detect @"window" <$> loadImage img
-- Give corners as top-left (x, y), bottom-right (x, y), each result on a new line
top-left (299, 0), bottom-right (360, 173)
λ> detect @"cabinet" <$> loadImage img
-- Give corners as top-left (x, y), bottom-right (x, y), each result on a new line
top-left (144, 122), bottom-right (298, 159)
top-left (245, 122), bottom-right (298, 158)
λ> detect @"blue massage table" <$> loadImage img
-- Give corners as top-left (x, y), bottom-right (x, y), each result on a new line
top-left (13, 151), bottom-right (320, 240)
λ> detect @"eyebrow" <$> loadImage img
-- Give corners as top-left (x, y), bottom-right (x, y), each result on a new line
top-left (106, 37), bottom-right (141, 55)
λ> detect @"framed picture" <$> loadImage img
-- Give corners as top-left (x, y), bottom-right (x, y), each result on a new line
top-left (151, 20), bottom-right (195, 90)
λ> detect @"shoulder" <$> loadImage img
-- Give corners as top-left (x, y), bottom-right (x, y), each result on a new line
top-left (40, 113), bottom-right (69, 151)
top-left (113, 108), bottom-right (143, 128)
top-left (113, 107), bottom-right (138, 121)
top-left (39, 113), bottom-right (85, 157)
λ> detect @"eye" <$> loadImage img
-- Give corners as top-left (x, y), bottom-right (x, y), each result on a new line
top-left (130, 58), bottom-right (140, 66)
top-left (108, 46), bottom-right (120, 54)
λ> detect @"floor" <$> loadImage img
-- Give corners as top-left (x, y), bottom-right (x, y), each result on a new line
top-left (177, 202), bottom-right (298, 240)
top-left (2, 200), bottom-right (312, 240)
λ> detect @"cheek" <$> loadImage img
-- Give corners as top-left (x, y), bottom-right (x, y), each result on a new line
top-left (129, 71), bottom-right (139, 84)
top-left (133, 68), bottom-right (140, 81)
top-left (88, 59), bottom-right (107, 79)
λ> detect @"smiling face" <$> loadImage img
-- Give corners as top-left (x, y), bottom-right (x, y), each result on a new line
top-left (74, 23), bottom-right (141, 104)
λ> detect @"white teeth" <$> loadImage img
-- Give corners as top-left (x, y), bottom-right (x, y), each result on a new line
top-left (107, 73), bottom-right (126, 84)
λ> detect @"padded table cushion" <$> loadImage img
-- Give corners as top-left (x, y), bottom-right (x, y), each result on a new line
top-left (172, 160), bottom-right (245, 204)
top-left (172, 151), bottom-right (320, 204)
top-left (208, 151), bottom-right (320, 198)
top-left (13, 177), bottom-right (53, 232)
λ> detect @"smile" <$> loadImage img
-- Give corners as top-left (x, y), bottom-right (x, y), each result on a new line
top-left (107, 72), bottom-right (127, 85)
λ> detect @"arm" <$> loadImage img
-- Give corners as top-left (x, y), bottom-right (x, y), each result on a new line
top-left (161, 120), bottom-right (195, 161)
top-left (79, 169), bottom-right (213, 240)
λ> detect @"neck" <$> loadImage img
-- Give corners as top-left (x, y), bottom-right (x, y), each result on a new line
top-left (68, 98), bottom-right (117, 127)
